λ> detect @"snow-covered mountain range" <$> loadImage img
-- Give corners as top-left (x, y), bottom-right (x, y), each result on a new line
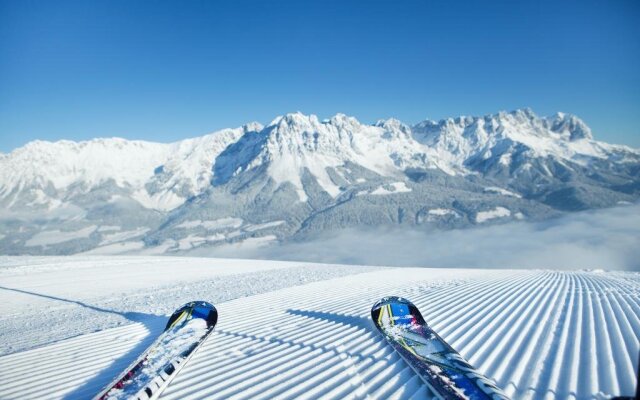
top-left (1, 109), bottom-right (638, 255)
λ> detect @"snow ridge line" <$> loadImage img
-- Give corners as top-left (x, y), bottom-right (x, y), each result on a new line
top-left (517, 273), bottom-right (569, 397)
top-left (583, 273), bottom-right (637, 394)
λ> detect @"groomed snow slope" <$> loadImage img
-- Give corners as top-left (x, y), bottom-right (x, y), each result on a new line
top-left (0, 257), bottom-right (638, 400)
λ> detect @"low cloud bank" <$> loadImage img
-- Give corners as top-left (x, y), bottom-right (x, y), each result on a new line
top-left (205, 204), bottom-right (640, 271)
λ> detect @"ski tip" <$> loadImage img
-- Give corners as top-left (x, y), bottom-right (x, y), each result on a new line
top-left (371, 296), bottom-right (426, 327)
top-left (165, 301), bottom-right (218, 331)
top-left (371, 296), bottom-right (410, 309)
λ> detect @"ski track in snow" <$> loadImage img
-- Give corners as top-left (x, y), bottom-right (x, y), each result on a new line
top-left (0, 258), bottom-right (638, 400)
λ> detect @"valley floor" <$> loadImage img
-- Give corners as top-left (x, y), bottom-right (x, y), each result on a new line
top-left (0, 257), bottom-right (638, 399)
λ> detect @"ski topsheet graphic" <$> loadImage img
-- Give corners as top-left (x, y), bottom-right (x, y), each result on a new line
top-left (372, 296), bottom-right (508, 400)
top-left (95, 301), bottom-right (218, 400)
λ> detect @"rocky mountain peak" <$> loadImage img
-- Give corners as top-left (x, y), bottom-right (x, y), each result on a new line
top-left (546, 112), bottom-right (593, 141)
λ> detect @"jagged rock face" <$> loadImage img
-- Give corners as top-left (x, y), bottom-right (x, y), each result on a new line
top-left (0, 109), bottom-right (638, 255)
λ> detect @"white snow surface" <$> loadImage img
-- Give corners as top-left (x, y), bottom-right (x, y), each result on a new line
top-left (176, 218), bottom-right (244, 231)
top-left (99, 228), bottom-right (150, 246)
top-left (370, 182), bottom-right (412, 195)
top-left (476, 207), bottom-right (512, 223)
top-left (81, 241), bottom-right (146, 255)
top-left (484, 186), bottom-right (522, 198)
top-left (244, 220), bottom-right (285, 232)
top-left (428, 208), bottom-right (458, 216)
top-left (97, 226), bottom-right (121, 232)
top-left (0, 256), bottom-right (638, 400)
top-left (25, 225), bottom-right (98, 247)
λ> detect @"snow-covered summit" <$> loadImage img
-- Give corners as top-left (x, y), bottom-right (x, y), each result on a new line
top-left (546, 112), bottom-right (593, 140)
top-left (2, 109), bottom-right (637, 210)
top-left (214, 112), bottom-right (441, 201)
top-left (411, 108), bottom-right (636, 175)
top-left (0, 137), bottom-right (170, 196)
top-left (0, 124), bottom-right (255, 212)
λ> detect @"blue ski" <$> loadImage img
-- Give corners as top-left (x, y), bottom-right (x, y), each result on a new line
top-left (95, 301), bottom-right (218, 400)
top-left (372, 296), bottom-right (508, 400)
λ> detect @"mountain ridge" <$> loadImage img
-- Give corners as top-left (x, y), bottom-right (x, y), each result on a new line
top-left (1, 108), bottom-right (638, 255)
top-left (8, 108), bottom-right (637, 156)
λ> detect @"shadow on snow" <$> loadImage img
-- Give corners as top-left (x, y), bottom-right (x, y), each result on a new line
top-left (214, 309), bottom-right (383, 366)
top-left (0, 285), bottom-right (166, 400)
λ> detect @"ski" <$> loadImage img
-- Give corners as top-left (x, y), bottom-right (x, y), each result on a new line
top-left (95, 301), bottom-right (218, 400)
top-left (372, 296), bottom-right (508, 400)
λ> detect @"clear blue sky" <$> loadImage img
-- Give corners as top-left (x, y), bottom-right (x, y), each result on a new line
top-left (1, 0), bottom-right (639, 153)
